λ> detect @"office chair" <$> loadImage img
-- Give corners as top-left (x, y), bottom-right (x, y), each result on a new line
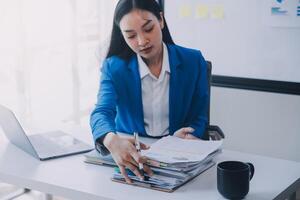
top-left (204, 61), bottom-right (225, 141)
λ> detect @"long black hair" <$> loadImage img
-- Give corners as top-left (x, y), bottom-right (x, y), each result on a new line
top-left (106, 0), bottom-right (175, 60)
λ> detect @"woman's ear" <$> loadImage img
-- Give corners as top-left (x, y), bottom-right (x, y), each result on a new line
top-left (159, 12), bottom-right (165, 29)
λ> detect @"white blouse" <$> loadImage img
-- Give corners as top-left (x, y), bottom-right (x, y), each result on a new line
top-left (137, 43), bottom-right (170, 137)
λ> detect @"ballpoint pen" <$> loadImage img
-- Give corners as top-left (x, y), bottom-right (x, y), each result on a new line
top-left (134, 132), bottom-right (144, 176)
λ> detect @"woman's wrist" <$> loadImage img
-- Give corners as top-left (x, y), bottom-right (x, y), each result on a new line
top-left (103, 132), bottom-right (119, 150)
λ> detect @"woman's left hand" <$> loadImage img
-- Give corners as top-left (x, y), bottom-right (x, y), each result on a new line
top-left (174, 127), bottom-right (199, 140)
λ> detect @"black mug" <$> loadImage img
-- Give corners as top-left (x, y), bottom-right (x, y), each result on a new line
top-left (217, 161), bottom-right (255, 199)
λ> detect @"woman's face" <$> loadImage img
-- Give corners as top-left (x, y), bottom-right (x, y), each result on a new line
top-left (119, 9), bottom-right (164, 60)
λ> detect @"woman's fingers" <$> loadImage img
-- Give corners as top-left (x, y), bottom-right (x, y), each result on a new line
top-left (174, 128), bottom-right (186, 138)
top-left (174, 127), bottom-right (195, 139)
top-left (125, 157), bottom-right (153, 178)
top-left (140, 142), bottom-right (150, 150)
top-left (185, 133), bottom-right (200, 140)
top-left (119, 151), bottom-right (147, 180)
top-left (182, 127), bottom-right (195, 133)
top-left (143, 164), bottom-right (154, 176)
top-left (127, 138), bottom-right (150, 149)
top-left (110, 135), bottom-right (155, 183)
top-left (119, 165), bottom-right (132, 184)
top-left (124, 161), bottom-right (144, 180)
top-left (130, 150), bottom-right (147, 164)
top-left (125, 149), bottom-right (152, 179)
top-left (130, 154), bottom-right (154, 177)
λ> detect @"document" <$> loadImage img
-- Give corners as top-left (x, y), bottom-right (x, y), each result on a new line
top-left (142, 136), bottom-right (222, 163)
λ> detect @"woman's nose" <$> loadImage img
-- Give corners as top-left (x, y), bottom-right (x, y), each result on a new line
top-left (137, 35), bottom-right (149, 47)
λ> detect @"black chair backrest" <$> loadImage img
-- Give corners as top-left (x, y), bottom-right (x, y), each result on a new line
top-left (204, 61), bottom-right (225, 140)
top-left (201, 61), bottom-right (212, 140)
top-left (206, 61), bottom-right (212, 126)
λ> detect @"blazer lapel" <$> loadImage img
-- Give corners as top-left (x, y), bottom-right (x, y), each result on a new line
top-left (167, 45), bottom-right (182, 135)
top-left (128, 56), bottom-right (146, 135)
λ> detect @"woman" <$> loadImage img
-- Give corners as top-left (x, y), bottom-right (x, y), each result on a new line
top-left (90, 0), bottom-right (209, 183)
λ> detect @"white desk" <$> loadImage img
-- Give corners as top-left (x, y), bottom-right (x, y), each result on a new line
top-left (0, 128), bottom-right (300, 200)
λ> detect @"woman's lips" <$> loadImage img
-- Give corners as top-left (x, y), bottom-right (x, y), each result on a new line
top-left (140, 46), bottom-right (153, 54)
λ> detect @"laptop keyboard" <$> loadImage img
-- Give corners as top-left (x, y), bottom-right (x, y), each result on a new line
top-left (29, 134), bottom-right (68, 156)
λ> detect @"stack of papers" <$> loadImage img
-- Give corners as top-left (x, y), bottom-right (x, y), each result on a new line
top-left (112, 160), bottom-right (215, 192)
top-left (84, 136), bottom-right (222, 192)
top-left (84, 150), bottom-right (115, 167)
top-left (142, 136), bottom-right (222, 172)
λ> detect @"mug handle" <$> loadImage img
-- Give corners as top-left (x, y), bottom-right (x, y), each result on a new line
top-left (246, 162), bottom-right (255, 180)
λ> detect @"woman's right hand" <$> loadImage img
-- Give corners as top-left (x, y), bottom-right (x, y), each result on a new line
top-left (103, 132), bottom-right (153, 183)
top-left (174, 127), bottom-right (199, 140)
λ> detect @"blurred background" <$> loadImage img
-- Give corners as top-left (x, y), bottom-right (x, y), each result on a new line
top-left (0, 0), bottom-right (118, 132)
top-left (0, 0), bottom-right (117, 199)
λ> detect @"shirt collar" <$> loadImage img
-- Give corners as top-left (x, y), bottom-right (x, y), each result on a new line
top-left (138, 43), bottom-right (170, 79)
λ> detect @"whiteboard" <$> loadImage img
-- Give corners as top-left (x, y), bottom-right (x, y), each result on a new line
top-left (164, 0), bottom-right (300, 84)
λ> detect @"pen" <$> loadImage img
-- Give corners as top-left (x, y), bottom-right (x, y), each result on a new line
top-left (134, 132), bottom-right (144, 176)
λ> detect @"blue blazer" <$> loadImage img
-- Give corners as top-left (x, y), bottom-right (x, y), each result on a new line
top-left (90, 44), bottom-right (209, 141)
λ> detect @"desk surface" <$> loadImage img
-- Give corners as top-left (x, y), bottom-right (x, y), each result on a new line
top-left (0, 127), bottom-right (300, 200)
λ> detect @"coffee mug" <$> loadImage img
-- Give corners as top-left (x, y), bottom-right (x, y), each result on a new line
top-left (217, 161), bottom-right (255, 199)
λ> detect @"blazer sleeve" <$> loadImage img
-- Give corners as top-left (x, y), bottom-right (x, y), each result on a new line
top-left (188, 52), bottom-right (209, 138)
top-left (90, 59), bottom-right (117, 142)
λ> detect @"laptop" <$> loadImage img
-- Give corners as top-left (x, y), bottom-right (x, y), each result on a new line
top-left (0, 105), bottom-right (93, 160)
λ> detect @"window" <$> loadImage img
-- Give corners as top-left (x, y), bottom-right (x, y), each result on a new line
top-left (0, 0), bottom-right (118, 133)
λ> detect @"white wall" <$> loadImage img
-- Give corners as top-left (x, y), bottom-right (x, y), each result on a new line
top-left (165, 0), bottom-right (300, 83)
top-left (210, 86), bottom-right (300, 162)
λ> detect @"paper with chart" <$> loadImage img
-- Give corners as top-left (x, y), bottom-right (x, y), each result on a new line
top-left (142, 136), bottom-right (223, 164)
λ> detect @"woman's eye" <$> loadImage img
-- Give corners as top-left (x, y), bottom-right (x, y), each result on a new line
top-left (145, 27), bottom-right (154, 33)
top-left (127, 35), bottom-right (136, 39)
